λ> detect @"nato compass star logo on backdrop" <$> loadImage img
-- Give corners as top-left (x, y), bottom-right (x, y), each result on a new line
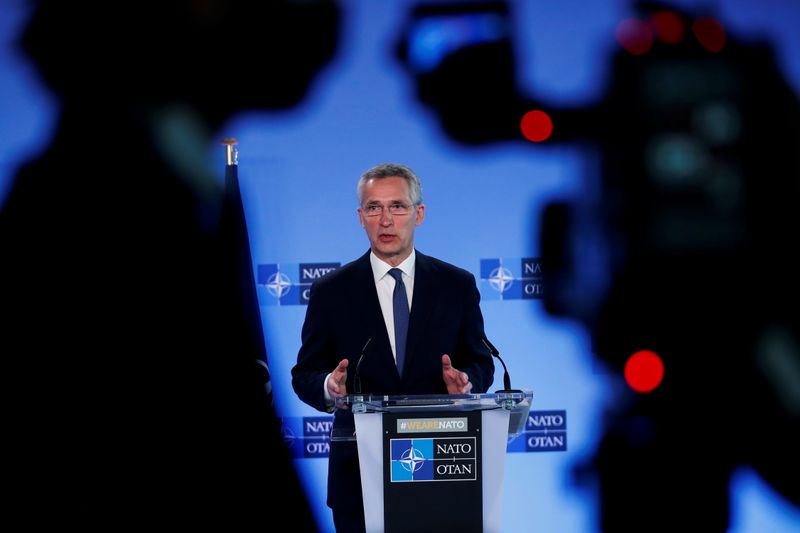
top-left (257, 262), bottom-right (340, 305)
top-left (479, 258), bottom-right (544, 301)
top-left (266, 271), bottom-right (292, 298)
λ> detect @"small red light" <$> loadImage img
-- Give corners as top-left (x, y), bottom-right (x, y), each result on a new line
top-left (520, 110), bottom-right (553, 142)
top-left (616, 18), bottom-right (653, 55)
top-left (693, 17), bottom-right (726, 53)
top-left (651, 11), bottom-right (685, 44)
top-left (624, 350), bottom-right (665, 393)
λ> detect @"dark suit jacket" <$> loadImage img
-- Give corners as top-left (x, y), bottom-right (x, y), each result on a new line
top-left (291, 249), bottom-right (494, 510)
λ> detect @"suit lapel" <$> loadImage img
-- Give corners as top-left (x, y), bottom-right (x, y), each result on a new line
top-left (404, 251), bottom-right (438, 373)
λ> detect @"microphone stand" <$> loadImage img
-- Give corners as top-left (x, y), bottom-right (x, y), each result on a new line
top-left (352, 337), bottom-right (372, 412)
top-left (482, 338), bottom-right (523, 408)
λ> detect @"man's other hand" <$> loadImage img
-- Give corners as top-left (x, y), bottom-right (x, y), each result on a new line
top-left (442, 354), bottom-right (472, 394)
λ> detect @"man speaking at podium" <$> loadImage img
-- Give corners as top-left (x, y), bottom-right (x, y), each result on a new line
top-left (292, 163), bottom-right (495, 532)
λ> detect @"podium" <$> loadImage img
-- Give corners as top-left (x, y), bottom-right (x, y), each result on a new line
top-left (334, 391), bottom-right (533, 533)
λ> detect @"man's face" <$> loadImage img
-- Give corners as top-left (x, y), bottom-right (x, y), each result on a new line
top-left (357, 176), bottom-right (425, 266)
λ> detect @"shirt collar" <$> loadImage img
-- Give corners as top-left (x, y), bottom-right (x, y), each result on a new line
top-left (370, 249), bottom-right (416, 282)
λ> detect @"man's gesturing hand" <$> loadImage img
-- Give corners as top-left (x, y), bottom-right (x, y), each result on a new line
top-left (327, 359), bottom-right (349, 401)
top-left (442, 354), bottom-right (472, 394)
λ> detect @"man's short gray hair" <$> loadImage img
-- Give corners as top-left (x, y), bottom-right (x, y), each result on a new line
top-left (357, 163), bottom-right (423, 205)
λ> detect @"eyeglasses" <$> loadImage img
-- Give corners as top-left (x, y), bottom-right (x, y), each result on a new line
top-left (362, 202), bottom-right (416, 217)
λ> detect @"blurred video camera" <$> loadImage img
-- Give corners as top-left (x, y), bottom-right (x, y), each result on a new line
top-left (396, 0), bottom-right (800, 525)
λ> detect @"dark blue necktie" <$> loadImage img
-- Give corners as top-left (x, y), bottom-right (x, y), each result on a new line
top-left (389, 268), bottom-right (409, 376)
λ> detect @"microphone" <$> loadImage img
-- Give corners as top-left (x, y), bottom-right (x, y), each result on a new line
top-left (353, 337), bottom-right (373, 394)
top-left (482, 337), bottom-right (521, 393)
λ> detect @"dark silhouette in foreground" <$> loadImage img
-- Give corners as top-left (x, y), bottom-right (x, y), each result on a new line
top-left (2, 1), bottom-right (339, 527)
